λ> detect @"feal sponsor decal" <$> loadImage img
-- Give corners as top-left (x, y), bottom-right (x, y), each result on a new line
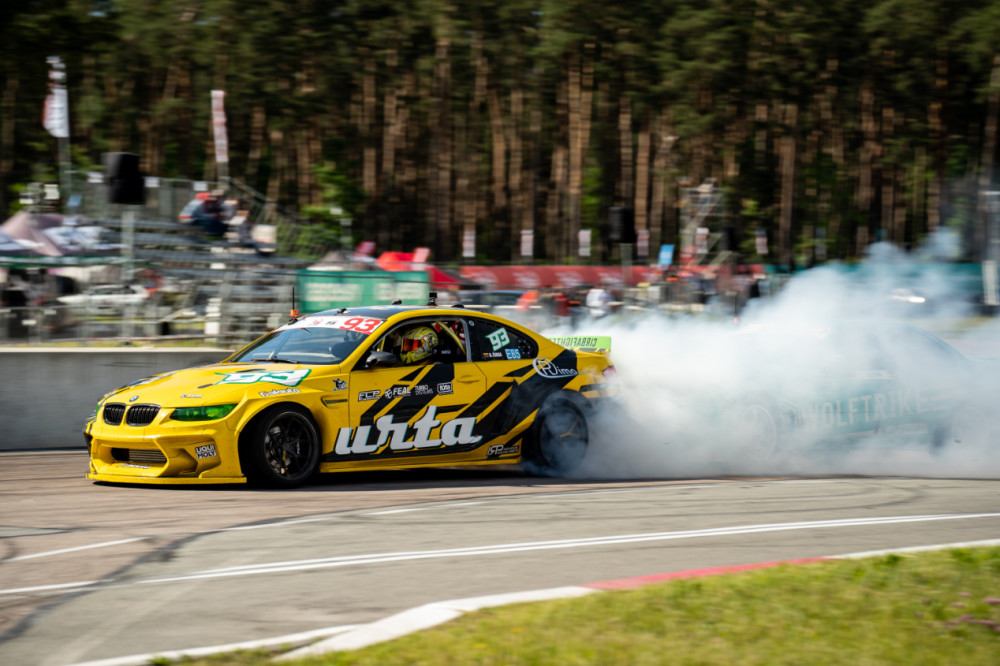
top-left (216, 369), bottom-right (311, 387)
top-left (333, 405), bottom-right (481, 455)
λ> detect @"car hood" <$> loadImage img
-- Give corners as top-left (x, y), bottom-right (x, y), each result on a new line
top-left (99, 362), bottom-right (325, 407)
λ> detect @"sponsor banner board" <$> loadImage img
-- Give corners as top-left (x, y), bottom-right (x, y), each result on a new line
top-left (297, 270), bottom-right (429, 311)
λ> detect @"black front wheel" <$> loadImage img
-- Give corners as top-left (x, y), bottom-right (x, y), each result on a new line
top-left (733, 401), bottom-right (782, 462)
top-left (526, 397), bottom-right (589, 476)
top-left (239, 404), bottom-right (321, 488)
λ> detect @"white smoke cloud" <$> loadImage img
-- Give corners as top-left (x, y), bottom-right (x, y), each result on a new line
top-left (558, 234), bottom-right (1000, 481)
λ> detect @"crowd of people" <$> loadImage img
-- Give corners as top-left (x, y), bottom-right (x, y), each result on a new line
top-left (459, 267), bottom-right (773, 332)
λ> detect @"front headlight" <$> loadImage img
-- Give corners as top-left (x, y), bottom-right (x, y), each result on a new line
top-left (170, 404), bottom-right (237, 422)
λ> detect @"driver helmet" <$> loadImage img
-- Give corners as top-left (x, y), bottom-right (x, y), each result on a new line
top-left (400, 326), bottom-right (438, 364)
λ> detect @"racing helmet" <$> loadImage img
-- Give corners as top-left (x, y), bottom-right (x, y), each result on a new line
top-left (400, 326), bottom-right (438, 364)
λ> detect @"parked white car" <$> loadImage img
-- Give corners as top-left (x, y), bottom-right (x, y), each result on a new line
top-left (58, 284), bottom-right (150, 311)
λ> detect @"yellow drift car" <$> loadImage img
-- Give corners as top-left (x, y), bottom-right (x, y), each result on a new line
top-left (85, 298), bottom-right (617, 487)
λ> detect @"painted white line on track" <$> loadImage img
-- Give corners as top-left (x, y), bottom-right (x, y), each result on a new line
top-left (0, 483), bottom-right (743, 564)
top-left (1, 537), bottom-right (148, 563)
top-left (830, 538), bottom-right (1000, 559)
top-left (1, 518), bottom-right (339, 564)
top-left (364, 501), bottom-right (485, 515)
top-left (217, 516), bottom-right (338, 531)
top-left (2, 579), bottom-right (105, 595)
top-left (8, 512), bottom-right (999, 597)
top-left (134, 512), bottom-right (1000, 583)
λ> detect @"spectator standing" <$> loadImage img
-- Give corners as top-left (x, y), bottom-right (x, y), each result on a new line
top-left (586, 285), bottom-right (612, 319)
top-left (192, 191), bottom-right (228, 238)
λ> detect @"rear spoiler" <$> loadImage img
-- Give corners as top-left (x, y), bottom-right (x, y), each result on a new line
top-left (548, 335), bottom-right (612, 354)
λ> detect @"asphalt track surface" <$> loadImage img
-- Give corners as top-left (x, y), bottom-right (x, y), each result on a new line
top-left (2, 451), bottom-right (999, 666)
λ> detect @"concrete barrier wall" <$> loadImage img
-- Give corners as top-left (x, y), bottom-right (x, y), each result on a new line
top-left (0, 348), bottom-right (231, 450)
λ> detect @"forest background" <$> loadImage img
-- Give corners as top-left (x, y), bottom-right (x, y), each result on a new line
top-left (2, 0), bottom-right (1000, 268)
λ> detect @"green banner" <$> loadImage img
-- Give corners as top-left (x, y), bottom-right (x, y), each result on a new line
top-left (548, 335), bottom-right (612, 351)
top-left (296, 270), bottom-right (429, 312)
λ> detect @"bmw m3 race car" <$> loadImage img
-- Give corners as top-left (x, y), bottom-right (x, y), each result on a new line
top-left (84, 297), bottom-right (617, 487)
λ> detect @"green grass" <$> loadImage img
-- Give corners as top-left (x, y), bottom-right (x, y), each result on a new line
top-left (175, 547), bottom-right (1000, 666)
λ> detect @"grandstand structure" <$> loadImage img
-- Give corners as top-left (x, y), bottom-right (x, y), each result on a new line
top-left (9, 173), bottom-right (335, 346)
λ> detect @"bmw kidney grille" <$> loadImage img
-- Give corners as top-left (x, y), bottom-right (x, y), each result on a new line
top-left (103, 403), bottom-right (160, 426)
top-left (102, 403), bottom-right (125, 425)
top-left (125, 404), bottom-right (160, 426)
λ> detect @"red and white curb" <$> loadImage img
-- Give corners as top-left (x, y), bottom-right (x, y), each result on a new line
top-left (280, 538), bottom-right (1000, 661)
top-left (70, 538), bottom-right (1000, 666)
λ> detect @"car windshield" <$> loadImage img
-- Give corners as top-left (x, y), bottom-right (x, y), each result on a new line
top-left (225, 315), bottom-right (386, 366)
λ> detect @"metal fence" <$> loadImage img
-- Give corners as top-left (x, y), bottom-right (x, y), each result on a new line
top-left (0, 277), bottom-right (790, 348)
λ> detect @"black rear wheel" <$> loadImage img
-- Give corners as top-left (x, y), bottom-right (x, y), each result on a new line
top-left (240, 404), bottom-right (320, 488)
top-left (526, 397), bottom-right (589, 476)
top-left (933, 405), bottom-right (988, 453)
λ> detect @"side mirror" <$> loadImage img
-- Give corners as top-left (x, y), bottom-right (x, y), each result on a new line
top-left (366, 351), bottom-right (401, 369)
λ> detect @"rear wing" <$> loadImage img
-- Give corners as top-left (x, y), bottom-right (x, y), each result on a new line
top-left (548, 335), bottom-right (612, 354)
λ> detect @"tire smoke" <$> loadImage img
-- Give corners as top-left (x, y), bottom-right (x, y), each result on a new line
top-left (556, 239), bottom-right (1000, 481)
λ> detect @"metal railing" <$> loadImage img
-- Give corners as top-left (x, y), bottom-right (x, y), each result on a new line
top-left (0, 304), bottom-right (215, 346)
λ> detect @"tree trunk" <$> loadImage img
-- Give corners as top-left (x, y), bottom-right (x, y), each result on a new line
top-left (0, 62), bottom-right (17, 216)
top-left (431, 27), bottom-right (453, 259)
top-left (266, 127), bottom-right (283, 202)
top-left (545, 71), bottom-right (569, 262)
top-left (649, 110), bottom-right (675, 254)
top-left (246, 102), bottom-right (267, 187)
top-left (778, 102), bottom-right (798, 267)
top-left (359, 49), bottom-right (381, 245)
top-left (634, 112), bottom-right (650, 258)
top-left (858, 79), bottom-right (877, 254)
top-left (524, 100), bottom-right (542, 261)
top-left (927, 46), bottom-right (947, 233)
top-left (616, 94), bottom-right (632, 206)
top-left (881, 106), bottom-right (896, 244)
top-left (507, 87), bottom-right (525, 261)
top-left (567, 44), bottom-right (594, 263)
top-left (454, 116), bottom-right (474, 263)
top-left (487, 87), bottom-right (507, 254)
top-left (978, 53), bottom-right (1000, 259)
top-left (567, 52), bottom-right (584, 263)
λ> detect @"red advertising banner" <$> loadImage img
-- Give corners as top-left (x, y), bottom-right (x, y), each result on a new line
top-left (458, 265), bottom-right (663, 289)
